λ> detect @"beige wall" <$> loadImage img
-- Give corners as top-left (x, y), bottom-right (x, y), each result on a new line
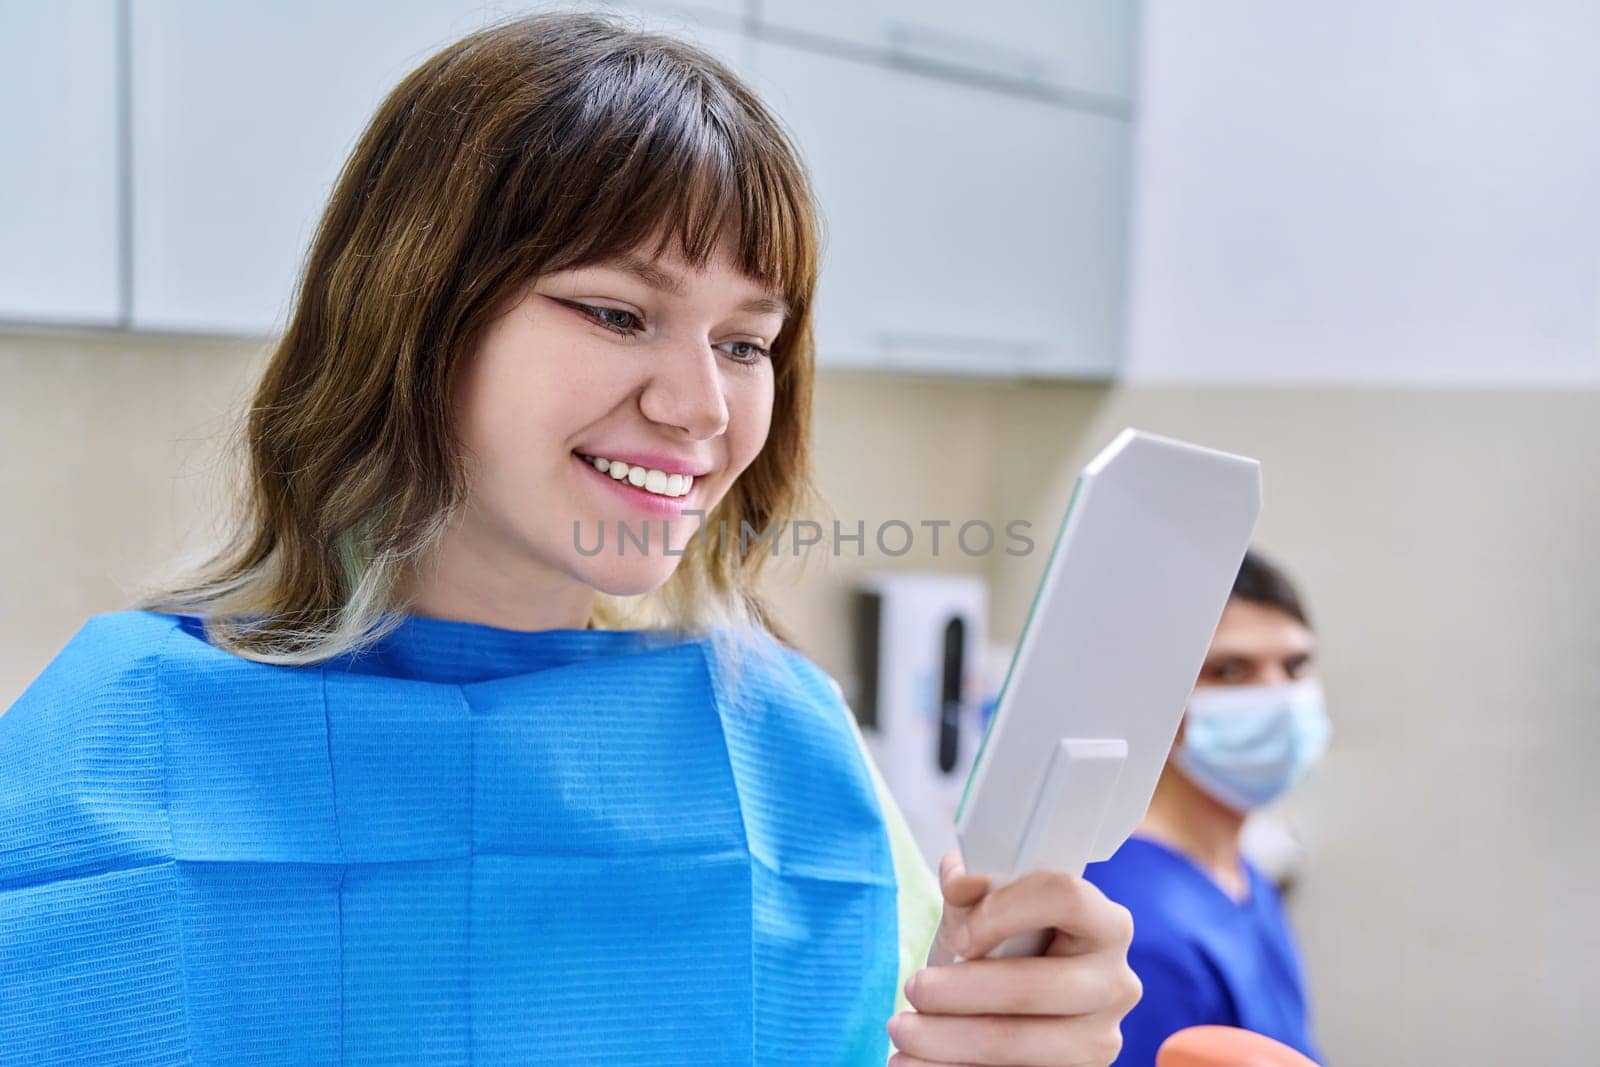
top-left (4, 329), bottom-right (1597, 1064)
top-left (0, 330), bottom-right (266, 685)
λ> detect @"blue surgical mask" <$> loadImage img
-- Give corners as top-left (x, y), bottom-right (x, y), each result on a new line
top-left (1173, 678), bottom-right (1331, 812)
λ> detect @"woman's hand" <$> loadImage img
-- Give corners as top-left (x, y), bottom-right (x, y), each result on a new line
top-left (887, 850), bottom-right (1142, 1066)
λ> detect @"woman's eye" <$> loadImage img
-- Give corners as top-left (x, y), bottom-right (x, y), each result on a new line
top-left (563, 298), bottom-right (765, 361)
top-left (717, 340), bottom-right (770, 364)
top-left (573, 303), bottom-right (642, 332)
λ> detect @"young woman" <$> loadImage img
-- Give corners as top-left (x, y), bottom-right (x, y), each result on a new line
top-left (1083, 551), bottom-right (1329, 1065)
top-left (0, 12), bottom-right (1139, 1065)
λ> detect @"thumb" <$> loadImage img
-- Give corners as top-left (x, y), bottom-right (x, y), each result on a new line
top-left (927, 849), bottom-right (991, 966)
top-left (939, 849), bottom-right (991, 909)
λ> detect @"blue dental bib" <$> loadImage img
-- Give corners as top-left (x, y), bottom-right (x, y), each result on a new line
top-left (0, 610), bottom-right (900, 1064)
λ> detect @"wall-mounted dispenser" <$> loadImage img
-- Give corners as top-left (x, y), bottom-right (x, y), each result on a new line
top-left (852, 572), bottom-right (988, 869)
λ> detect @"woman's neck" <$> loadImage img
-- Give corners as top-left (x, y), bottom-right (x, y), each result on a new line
top-left (398, 551), bottom-right (598, 632)
top-left (1138, 763), bottom-right (1251, 902)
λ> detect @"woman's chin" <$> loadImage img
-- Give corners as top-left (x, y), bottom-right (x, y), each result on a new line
top-left (575, 554), bottom-right (684, 599)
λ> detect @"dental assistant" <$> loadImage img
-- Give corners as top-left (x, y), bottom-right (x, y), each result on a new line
top-left (1083, 551), bottom-right (1329, 1066)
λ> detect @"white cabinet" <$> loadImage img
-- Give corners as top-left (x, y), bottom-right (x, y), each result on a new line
top-left (757, 0), bottom-right (1138, 105)
top-left (0, 1), bottom-right (122, 327)
top-left (753, 40), bottom-right (1130, 377)
top-left (127, 1), bottom-right (748, 335)
top-left (4, 0), bottom-right (1133, 380)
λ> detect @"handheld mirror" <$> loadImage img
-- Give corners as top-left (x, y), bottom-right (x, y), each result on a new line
top-left (953, 428), bottom-right (1262, 959)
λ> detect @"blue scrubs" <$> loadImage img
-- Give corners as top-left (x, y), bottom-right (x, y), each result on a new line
top-left (1083, 836), bottom-right (1323, 1066)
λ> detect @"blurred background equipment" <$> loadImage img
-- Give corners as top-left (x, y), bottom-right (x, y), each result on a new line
top-left (853, 571), bottom-right (986, 869)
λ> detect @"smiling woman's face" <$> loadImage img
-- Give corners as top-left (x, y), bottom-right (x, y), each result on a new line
top-left (409, 237), bottom-right (787, 630)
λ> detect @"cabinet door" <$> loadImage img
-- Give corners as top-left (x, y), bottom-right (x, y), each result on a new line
top-left (754, 40), bottom-right (1129, 377)
top-left (128, 1), bottom-right (747, 336)
top-left (0, 0), bottom-right (122, 327)
top-left (758, 0), bottom-right (1137, 104)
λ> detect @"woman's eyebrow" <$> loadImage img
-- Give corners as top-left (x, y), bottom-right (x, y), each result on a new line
top-left (738, 294), bottom-right (790, 319)
top-left (600, 254), bottom-right (790, 319)
top-left (605, 254), bottom-right (685, 296)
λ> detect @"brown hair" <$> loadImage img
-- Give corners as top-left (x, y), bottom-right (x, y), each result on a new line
top-left (133, 10), bottom-right (821, 667)
top-left (1232, 549), bottom-right (1312, 629)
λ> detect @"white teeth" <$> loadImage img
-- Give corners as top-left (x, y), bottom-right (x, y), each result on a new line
top-left (582, 454), bottom-right (695, 498)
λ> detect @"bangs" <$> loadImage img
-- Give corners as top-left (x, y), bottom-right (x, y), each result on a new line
top-left (527, 33), bottom-right (818, 323)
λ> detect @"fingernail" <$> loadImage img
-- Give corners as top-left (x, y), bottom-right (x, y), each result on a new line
top-left (887, 1013), bottom-right (904, 1040)
top-left (905, 971), bottom-right (919, 1000)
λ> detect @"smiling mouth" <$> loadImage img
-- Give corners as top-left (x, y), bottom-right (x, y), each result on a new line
top-left (573, 451), bottom-right (698, 500)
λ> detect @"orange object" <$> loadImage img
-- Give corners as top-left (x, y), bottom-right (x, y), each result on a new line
top-left (1156, 1025), bottom-right (1320, 1067)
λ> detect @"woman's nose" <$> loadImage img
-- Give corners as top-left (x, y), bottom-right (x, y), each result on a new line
top-left (637, 338), bottom-right (730, 439)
